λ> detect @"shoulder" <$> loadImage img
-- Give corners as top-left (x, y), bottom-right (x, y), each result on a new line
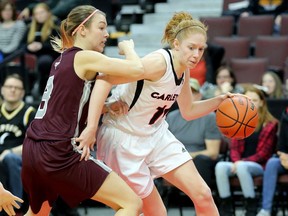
top-left (15, 20), bottom-right (26, 28)
top-left (262, 120), bottom-right (278, 133)
top-left (141, 49), bottom-right (167, 80)
top-left (23, 104), bottom-right (36, 113)
top-left (142, 49), bottom-right (166, 63)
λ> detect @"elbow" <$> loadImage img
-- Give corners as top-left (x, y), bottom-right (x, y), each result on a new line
top-left (182, 114), bottom-right (191, 121)
top-left (181, 112), bottom-right (198, 121)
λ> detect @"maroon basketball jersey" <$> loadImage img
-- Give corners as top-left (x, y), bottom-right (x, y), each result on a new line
top-left (26, 47), bottom-right (95, 141)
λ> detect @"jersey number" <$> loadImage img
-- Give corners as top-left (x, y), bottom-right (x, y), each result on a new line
top-left (35, 76), bottom-right (54, 119)
top-left (149, 105), bottom-right (170, 125)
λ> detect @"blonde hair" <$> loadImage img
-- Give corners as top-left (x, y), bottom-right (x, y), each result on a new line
top-left (27, 3), bottom-right (59, 44)
top-left (161, 11), bottom-right (207, 48)
top-left (244, 85), bottom-right (278, 131)
top-left (51, 5), bottom-right (105, 53)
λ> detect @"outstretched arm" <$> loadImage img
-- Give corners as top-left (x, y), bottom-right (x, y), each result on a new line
top-left (0, 182), bottom-right (23, 216)
top-left (75, 79), bottom-right (112, 161)
top-left (177, 71), bottom-right (231, 120)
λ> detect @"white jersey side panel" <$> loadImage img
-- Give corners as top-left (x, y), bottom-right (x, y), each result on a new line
top-left (102, 49), bottom-right (185, 136)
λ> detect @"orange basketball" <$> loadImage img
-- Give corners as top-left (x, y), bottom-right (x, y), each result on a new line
top-left (216, 95), bottom-right (258, 139)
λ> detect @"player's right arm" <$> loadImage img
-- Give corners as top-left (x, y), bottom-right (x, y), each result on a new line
top-left (96, 51), bottom-right (167, 85)
top-left (74, 39), bottom-right (144, 81)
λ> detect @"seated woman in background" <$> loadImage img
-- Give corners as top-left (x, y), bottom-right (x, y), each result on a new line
top-left (21, 2), bottom-right (60, 98)
top-left (201, 65), bottom-right (244, 99)
top-left (257, 106), bottom-right (288, 216)
top-left (0, 0), bottom-right (26, 58)
top-left (215, 84), bottom-right (278, 216)
top-left (261, 71), bottom-right (284, 99)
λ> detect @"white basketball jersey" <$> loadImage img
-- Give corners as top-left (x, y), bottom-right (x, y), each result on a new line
top-left (102, 48), bottom-right (185, 136)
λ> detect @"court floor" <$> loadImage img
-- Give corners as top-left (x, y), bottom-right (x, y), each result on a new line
top-left (77, 207), bottom-right (286, 216)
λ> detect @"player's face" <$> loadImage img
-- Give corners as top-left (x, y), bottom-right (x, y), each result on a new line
top-left (1, 78), bottom-right (25, 103)
top-left (87, 14), bottom-right (109, 53)
top-left (245, 91), bottom-right (263, 110)
top-left (176, 33), bottom-right (206, 69)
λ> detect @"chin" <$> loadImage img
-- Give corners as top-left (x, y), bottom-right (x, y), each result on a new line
top-left (187, 63), bottom-right (196, 69)
top-left (95, 47), bottom-right (104, 53)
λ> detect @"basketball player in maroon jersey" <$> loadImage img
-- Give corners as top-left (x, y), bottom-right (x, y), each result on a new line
top-left (22, 5), bottom-right (144, 216)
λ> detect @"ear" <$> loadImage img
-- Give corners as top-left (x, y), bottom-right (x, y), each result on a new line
top-left (173, 39), bottom-right (180, 51)
top-left (79, 25), bottom-right (86, 36)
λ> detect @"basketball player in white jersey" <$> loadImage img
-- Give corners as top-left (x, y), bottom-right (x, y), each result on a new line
top-left (92, 12), bottom-right (232, 216)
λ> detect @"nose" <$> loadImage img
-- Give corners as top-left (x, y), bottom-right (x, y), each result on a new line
top-left (192, 48), bottom-right (200, 58)
top-left (105, 30), bottom-right (109, 38)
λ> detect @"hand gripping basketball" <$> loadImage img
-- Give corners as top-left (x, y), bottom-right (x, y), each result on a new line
top-left (216, 95), bottom-right (258, 139)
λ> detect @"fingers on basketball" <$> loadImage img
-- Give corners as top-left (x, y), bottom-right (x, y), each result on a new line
top-left (216, 95), bottom-right (258, 139)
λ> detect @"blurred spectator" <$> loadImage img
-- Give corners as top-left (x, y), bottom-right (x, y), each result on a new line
top-left (201, 65), bottom-right (244, 99)
top-left (21, 2), bottom-right (60, 98)
top-left (0, 74), bottom-right (36, 213)
top-left (222, 0), bottom-right (288, 20)
top-left (257, 106), bottom-right (288, 216)
top-left (284, 78), bottom-right (288, 98)
top-left (241, 0), bottom-right (288, 17)
top-left (17, 0), bottom-right (111, 22)
top-left (0, 0), bottom-right (26, 58)
top-left (215, 84), bottom-right (278, 216)
top-left (18, 0), bottom-right (85, 21)
top-left (261, 71), bottom-right (284, 99)
top-left (274, 7), bottom-right (288, 32)
top-left (190, 42), bottom-right (225, 86)
top-left (167, 78), bottom-right (222, 188)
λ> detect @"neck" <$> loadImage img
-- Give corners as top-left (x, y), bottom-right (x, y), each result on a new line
top-left (74, 38), bottom-right (89, 50)
top-left (3, 19), bottom-right (14, 24)
top-left (3, 101), bottom-right (22, 111)
top-left (171, 50), bottom-right (186, 76)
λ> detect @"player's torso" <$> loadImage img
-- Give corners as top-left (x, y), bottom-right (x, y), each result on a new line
top-left (103, 49), bottom-right (185, 136)
top-left (27, 47), bottom-right (94, 141)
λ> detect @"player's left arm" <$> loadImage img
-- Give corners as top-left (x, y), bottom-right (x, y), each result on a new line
top-left (177, 71), bottom-right (231, 121)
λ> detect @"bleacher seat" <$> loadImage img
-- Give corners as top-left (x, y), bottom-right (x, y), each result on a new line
top-left (237, 15), bottom-right (274, 46)
top-left (199, 16), bottom-right (234, 43)
top-left (230, 58), bottom-right (268, 84)
top-left (213, 36), bottom-right (250, 65)
top-left (254, 36), bottom-right (288, 80)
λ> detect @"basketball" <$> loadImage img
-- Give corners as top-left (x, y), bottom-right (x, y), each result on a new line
top-left (216, 95), bottom-right (258, 139)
